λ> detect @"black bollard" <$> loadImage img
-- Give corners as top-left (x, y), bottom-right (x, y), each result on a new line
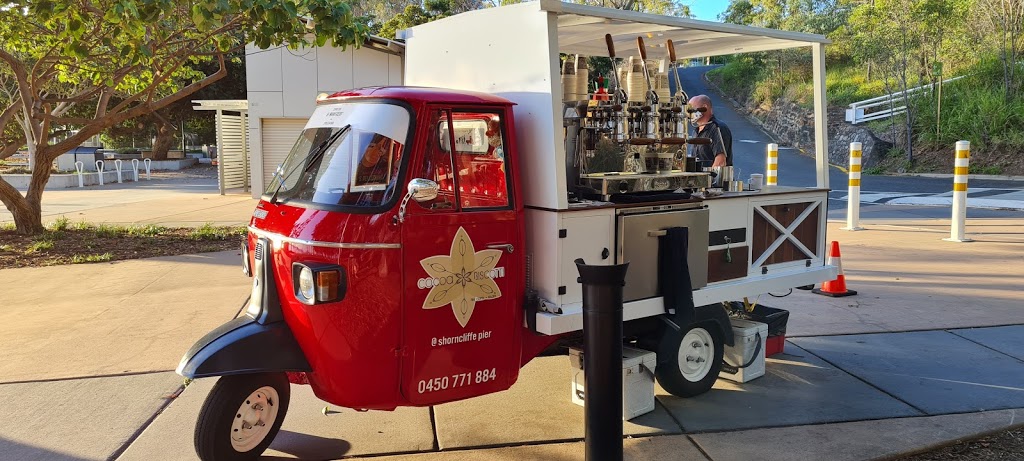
top-left (575, 258), bottom-right (629, 461)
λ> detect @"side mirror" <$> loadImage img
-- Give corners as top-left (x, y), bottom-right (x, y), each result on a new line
top-left (408, 178), bottom-right (439, 203)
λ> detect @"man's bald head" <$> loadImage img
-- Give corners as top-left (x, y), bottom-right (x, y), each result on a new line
top-left (687, 95), bottom-right (712, 111)
top-left (687, 94), bottom-right (713, 125)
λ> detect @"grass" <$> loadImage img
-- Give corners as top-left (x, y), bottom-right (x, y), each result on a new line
top-left (969, 165), bottom-right (1004, 175)
top-left (71, 253), bottom-right (113, 264)
top-left (189, 223), bottom-right (245, 241)
top-left (0, 222), bottom-right (15, 231)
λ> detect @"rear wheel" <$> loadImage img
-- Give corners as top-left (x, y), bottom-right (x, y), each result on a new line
top-left (194, 373), bottom-right (291, 461)
top-left (655, 322), bottom-right (724, 397)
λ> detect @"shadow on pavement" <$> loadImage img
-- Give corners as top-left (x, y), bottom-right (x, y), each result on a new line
top-left (266, 430), bottom-right (353, 460)
top-left (0, 437), bottom-right (92, 461)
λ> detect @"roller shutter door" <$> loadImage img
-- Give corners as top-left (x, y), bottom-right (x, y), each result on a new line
top-left (261, 118), bottom-right (307, 186)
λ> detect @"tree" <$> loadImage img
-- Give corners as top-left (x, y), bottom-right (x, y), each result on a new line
top-left (376, 0), bottom-right (484, 39)
top-left (103, 50), bottom-right (247, 157)
top-left (976, 0), bottom-right (1024, 99)
top-left (0, 0), bottom-right (369, 234)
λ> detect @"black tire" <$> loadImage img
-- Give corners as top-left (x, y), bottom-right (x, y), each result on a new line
top-left (194, 373), bottom-right (291, 461)
top-left (655, 322), bottom-right (724, 398)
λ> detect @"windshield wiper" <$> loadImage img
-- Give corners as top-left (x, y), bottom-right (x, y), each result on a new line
top-left (269, 124), bottom-right (351, 204)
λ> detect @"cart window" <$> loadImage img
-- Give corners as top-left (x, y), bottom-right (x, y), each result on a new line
top-left (445, 111), bottom-right (510, 209)
top-left (266, 102), bottom-right (411, 211)
top-left (414, 110), bottom-right (457, 210)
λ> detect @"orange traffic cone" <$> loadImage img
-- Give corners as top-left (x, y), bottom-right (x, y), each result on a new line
top-left (813, 241), bottom-right (857, 297)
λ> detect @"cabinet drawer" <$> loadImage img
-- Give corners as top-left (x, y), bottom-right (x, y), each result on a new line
top-left (708, 245), bottom-right (749, 283)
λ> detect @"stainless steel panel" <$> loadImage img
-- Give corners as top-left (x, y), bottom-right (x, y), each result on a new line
top-left (616, 207), bottom-right (709, 302)
top-left (580, 171), bottom-right (711, 196)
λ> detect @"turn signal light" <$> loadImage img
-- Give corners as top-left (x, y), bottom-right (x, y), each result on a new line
top-left (292, 263), bottom-right (347, 305)
top-left (317, 270), bottom-right (340, 301)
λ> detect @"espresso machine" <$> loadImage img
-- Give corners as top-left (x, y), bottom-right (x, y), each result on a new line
top-left (566, 36), bottom-right (711, 201)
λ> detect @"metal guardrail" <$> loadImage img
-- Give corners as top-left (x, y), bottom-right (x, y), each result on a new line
top-left (846, 75), bottom-right (965, 125)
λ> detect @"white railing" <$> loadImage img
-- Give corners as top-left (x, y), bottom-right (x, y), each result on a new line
top-left (846, 75), bottom-right (964, 125)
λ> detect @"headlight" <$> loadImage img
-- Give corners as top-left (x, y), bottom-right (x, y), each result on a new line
top-left (292, 263), bottom-right (347, 305)
top-left (298, 266), bottom-right (315, 301)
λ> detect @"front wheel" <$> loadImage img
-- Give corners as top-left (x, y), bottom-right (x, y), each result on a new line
top-left (194, 373), bottom-right (291, 461)
top-left (655, 322), bottom-right (724, 398)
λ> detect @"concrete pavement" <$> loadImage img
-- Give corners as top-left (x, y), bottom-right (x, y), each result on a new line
top-left (4, 167), bottom-right (1024, 460)
top-left (0, 166), bottom-right (257, 227)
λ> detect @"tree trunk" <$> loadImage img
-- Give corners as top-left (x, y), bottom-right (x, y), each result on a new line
top-left (0, 178), bottom-right (42, 234)
top-left (151, 117), bottom-right (177, 160)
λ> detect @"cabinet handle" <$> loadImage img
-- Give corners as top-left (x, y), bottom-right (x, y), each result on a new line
top-left (647, 230), bottom-right (667, 237)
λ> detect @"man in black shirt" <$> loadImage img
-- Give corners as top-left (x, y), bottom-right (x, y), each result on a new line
top-left (687, 95), bottom-right (733, 167)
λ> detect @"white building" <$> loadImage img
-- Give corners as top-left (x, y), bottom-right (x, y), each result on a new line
top-left (245, 38), bottom-right (404, 197)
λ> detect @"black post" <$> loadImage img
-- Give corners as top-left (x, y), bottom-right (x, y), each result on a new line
top-left (575, 258), bottom-right (629, 461)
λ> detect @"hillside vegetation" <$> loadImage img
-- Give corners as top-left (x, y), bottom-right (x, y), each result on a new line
top-left (709, 0), bottom-right (1024, 175)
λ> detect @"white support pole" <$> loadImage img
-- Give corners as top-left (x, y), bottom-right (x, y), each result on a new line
top-left (812, 43), bottom-right (830, 189)
top-left (216, 109), bottom-right (225, 195)
top-left (944, 140), bottom-right (972, 242)
top-left (143, 158), bottom-right (152, 180)
top-left (766, 143), bottom-right (778, 186)
top-left (114, 159), bottom-right (123, 183)
top-left (75, 161), bottom-right (85, 187)
top-left (131, 159), bottom-right (140, 182)
top-left (841, 142), bottom-right (864, 231)
top-left (95, 160), bottom-right (105, 186)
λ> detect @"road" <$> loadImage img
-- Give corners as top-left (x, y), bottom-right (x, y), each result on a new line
top-left (674, 66), bottom-right (1024, 218)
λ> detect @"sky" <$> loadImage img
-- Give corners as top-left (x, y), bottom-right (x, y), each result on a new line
top-left (687, 1), bottom-right (730, 21)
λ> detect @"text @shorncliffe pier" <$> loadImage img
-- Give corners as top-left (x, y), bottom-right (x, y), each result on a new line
top-left (432, 330), bottom-right (493, 347)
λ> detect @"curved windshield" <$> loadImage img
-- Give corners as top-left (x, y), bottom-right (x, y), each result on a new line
top-left (266, 102), bottom-right (411, 209)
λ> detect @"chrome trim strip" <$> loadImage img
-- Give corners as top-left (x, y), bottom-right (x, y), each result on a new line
top-left (247, 226), bottom-right (402, 249)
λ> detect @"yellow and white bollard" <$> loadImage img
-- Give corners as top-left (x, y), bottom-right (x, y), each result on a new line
top-left (943, 140), bottom-right (972, 242)
top-left (841, 142), bottom-right (864, 231)
top-left (766, 143), bottom-right (778, 186)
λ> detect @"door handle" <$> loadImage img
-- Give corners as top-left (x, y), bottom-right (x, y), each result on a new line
top-left (487, 243), bottom-right (515, 253)
top-left (647, 230), bottom-right (667, 237)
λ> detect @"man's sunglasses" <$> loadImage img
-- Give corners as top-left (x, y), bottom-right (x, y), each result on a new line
top-left (686, 107), bottom-right (708, 114)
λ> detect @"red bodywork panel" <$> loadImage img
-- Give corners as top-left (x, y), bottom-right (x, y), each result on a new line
top-left (247, 87), bottom-right (559, 410)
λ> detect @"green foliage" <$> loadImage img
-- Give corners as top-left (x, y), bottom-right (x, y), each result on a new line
top-left (125, 224), bottom-right (167, 237)
top-left (708, 57), bottom-right (763, 99)
top-left (48, 216), bottom-right (70, 232)
top-left (189, 223), bottom-right (245, 240)
top-left (71, 253), bottom-right (113, 264)
top-left (914, 57), bottom-right (1024, 147)
top-left (26, 240), bottom-right (54, 253)
top-left (93, 224), bottom-right (120, 238)
top-left (969, 164), bottom-right (1003, 175)
top-left (0, 0), bottom-right (371, 235)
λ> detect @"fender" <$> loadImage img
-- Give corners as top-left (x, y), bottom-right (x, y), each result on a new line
top-left (176, 316), bottom-right (311, 378)
top-left (691, 303), bottom-right (734, 346)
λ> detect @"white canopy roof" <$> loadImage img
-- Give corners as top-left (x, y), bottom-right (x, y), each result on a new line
top-left (541, 0), bottom-right (830, 59)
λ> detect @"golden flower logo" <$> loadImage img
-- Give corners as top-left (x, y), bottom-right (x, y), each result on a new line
top-left (419, 227), bottom-right (503, 328)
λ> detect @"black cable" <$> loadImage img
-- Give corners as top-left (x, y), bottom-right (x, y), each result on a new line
top-left (768, 288), bottom-right (793, 298)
